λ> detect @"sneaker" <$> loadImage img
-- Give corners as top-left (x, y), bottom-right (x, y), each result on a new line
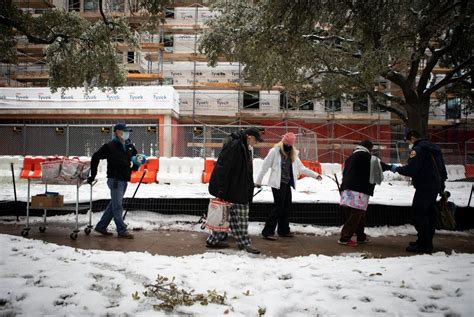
top-left (117, 231), bottom-right (134, 239)
top-left (278, 232), bottom-right (295, 238)
top-left (239, 245), bottom-right (261, 254)
top-left (94, 227), bottom-right (113, 236)
top-left (262, 233), bottom-right (278, 241)
top-left (205, 241), bottom-right (230, 249)
top-left (337, 239), bottom-right (358, 247)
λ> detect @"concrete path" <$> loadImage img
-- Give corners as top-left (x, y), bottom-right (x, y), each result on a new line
top-left (1, 223), bottom-right (473, 258)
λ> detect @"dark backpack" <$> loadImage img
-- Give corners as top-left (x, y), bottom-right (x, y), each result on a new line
top-left (435, 192), bottom-right (456, 230)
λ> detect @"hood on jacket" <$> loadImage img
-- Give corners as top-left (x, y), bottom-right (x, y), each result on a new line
top-left (223, 130), bottom-right (248, 148)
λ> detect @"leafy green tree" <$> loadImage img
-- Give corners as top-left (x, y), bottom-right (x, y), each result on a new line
top-left (0, 0), bottom-right (171, 93)
top-left (200, 0), bottom-right (473, 136)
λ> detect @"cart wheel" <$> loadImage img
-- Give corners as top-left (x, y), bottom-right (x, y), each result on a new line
top-left (21, 230), bottom-right (29, 237)
top-left (39, 226), bottom-right (46, 233)
top-left (84, 227), bottom-right (91, 235)
top-left (70, 233), bottom-right (78, 240)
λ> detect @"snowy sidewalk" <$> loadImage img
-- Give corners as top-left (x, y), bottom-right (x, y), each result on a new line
top-left (1, 223), bottom-right (473, 258)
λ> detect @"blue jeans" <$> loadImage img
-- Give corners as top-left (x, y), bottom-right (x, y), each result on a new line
top-left (95, 178), bottom-right (128, 235)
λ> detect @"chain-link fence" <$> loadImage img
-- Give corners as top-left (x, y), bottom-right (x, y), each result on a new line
top-left (0, 124), bottom-right (159, 157)
top-left (465, 140), bottom-right (474, 164)
top-left (172, 124), bottom-right (319, 160)
top-left (0, 123), bottom-right (467, 163)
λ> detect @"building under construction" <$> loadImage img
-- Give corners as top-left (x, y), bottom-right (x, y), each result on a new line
top-left (0, 0), bottom-right (472, 163)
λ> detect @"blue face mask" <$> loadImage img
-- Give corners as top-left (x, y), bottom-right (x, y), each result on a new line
top-left (122, 131), bottom-right (130, 140)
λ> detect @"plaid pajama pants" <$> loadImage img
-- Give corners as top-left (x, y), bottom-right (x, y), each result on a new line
top-left (206, 203), bottom-right (251, 247)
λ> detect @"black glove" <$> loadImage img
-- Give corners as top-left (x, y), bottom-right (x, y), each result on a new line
top-left (87, 176), bottom-right (95, 185)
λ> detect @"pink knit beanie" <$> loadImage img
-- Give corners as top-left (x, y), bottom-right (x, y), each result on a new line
top-left (282, 132), bottom-right (296, 146)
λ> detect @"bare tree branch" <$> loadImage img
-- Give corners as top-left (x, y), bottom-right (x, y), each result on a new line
top-left (368, 92), bottom-right (408, 122)
top-left (425, 57), bottom-right (474, 95)
top-left (303, 34), bottom-right (356, 43)
top-left (382, 70), bottom-right (407, 89)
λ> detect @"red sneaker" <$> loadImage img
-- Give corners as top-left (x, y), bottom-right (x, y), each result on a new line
top-left (337, 239), bottom-right (358, 247)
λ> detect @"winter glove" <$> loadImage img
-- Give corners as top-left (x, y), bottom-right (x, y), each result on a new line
top-left (87, 176), bottom-right (95, 185)
top-left (131, 154), bottom-right (148, 166)
top-left (137, 154), bottom-right (148, 164)
top-left (390, 164), bottom-right (398, 173)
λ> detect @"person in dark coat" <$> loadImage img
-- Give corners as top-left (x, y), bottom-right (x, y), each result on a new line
top-left (207, 127), bottom-right (263, 254)
top-left (338, 140), bottom-right (391, 246)
top-left (87, 122), bottom-right (146, 239)
top-left (393, 130), bottom-right (447, 253)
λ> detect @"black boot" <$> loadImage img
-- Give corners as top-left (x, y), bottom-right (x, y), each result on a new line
top-left (239, 245), bottom-right (261, 254)
top-left (406, 245), bottom-right (432, 254)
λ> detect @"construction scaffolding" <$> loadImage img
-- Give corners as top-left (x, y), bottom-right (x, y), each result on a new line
top-left (1, 0), bottom-right (472, 158)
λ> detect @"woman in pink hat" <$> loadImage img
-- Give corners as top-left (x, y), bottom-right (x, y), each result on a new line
top-left (255, 132), bottom-right (322, 240)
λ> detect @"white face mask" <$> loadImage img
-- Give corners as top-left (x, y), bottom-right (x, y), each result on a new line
top-left (408, 143), bottom-right (413, 150)
top-left (122, 131), bottom-right (130, 140)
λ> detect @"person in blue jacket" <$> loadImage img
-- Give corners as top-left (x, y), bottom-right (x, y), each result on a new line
top-left (392, 130), bottom-right (447, 253)
top-left (87, 122), bottom-right (146, 239)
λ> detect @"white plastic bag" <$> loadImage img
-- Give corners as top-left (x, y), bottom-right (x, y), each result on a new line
top-left (205, 198), bottom-right (231, 232)
top-left (59, 157), bottom-right (83, 180)
top-left (79, 161), bottom-right (91, 180)
top-left (41, 160), bottom-right (62, 183)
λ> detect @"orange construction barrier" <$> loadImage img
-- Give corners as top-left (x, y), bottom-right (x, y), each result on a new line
top-left (465, 164), bottom-right (474, 178)
top-left (131, 157), bottom-right (159, 184)
top-left (20, 156), bottom-right (34, 179)
top-left (20, 156), bottom-right (45, 179)
top-left (299, 160), bottom-right (322, 179)
top-left (202, 158), bottom-right (216, 183)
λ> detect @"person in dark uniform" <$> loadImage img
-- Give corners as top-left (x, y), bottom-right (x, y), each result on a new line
top-left (87, 122), bottom-right (146, 239)
top-left (393, 130), bottom-right (447, 253)
top-left (207, 127), bottom-right (263, 254)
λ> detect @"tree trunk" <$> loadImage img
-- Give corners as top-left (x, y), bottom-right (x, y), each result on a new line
top-left (405, 101), bottom-right (430, 138)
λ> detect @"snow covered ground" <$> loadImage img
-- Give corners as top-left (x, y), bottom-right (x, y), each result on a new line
top-left (1, 233), bottom-right (473, 316)
top-left (1, 173), bottom-right (472, 207)
top-left (1, 171), bottom-right (473, 316)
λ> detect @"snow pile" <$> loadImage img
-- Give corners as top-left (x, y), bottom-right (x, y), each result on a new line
top-left (1, 234), bottom-right (472, 316)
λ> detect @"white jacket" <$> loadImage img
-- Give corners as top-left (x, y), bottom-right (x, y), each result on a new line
top-left (255, 146), bottom-right (320, 190)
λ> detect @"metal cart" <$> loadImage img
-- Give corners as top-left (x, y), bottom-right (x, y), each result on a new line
top-left (21, 178), bottom-right (94, 240)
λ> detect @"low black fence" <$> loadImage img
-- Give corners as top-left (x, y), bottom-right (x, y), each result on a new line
top-left (1, 199), bottom-right (473, 230)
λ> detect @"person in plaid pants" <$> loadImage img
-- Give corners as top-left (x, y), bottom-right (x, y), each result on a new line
top-left (207, 127), bottom-right (263, 254)
top-left (206, 203), bottom-right (251, 247)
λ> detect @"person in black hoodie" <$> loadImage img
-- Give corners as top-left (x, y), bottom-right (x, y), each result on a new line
top-left (206, 127), bottom-right (263, 254)
top-left (393, 130), bottom-right (447, 253)
top-left (338, 140), bottom-right (391, 246)
top-left (87, 123), bottom-right (146, 239)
